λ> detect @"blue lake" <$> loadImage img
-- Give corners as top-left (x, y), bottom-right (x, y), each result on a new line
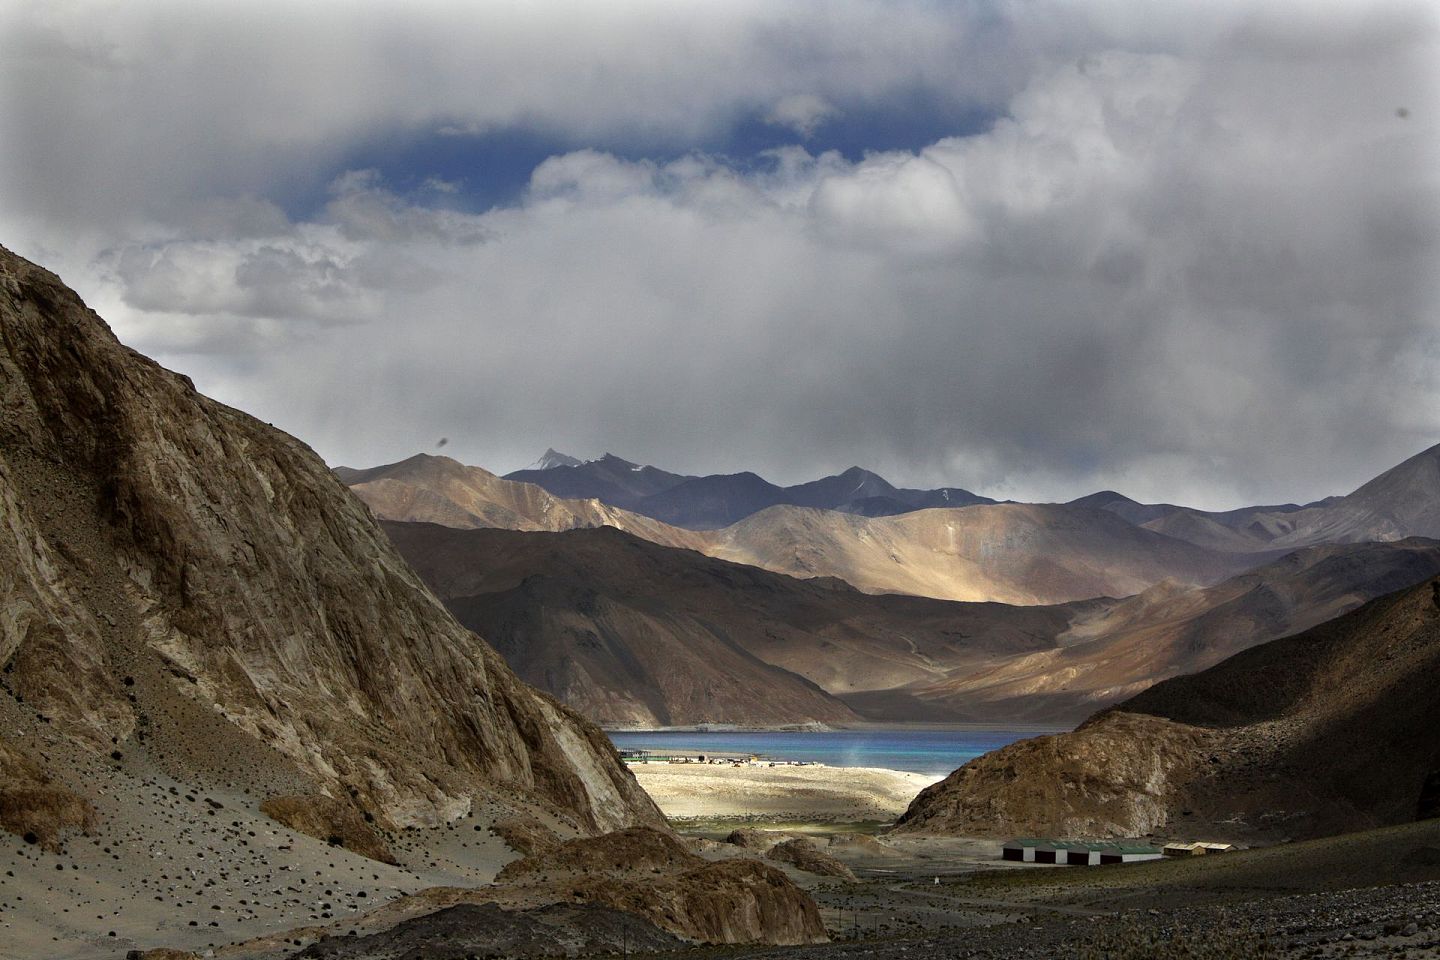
top-left (606, 728), bottom-right (1055, 776)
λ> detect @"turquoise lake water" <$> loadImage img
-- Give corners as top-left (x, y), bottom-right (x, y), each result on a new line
top-left (605, 728), bottom-right (1053, 776)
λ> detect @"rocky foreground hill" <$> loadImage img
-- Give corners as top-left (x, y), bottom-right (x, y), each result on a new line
top-left (0, 244), bottom-right (823, 956)
top-left (893, 575), bottom-right (1440, 842)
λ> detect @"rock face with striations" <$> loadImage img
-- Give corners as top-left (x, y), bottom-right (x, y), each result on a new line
top-left (0, 244), bottom-right (662, 835)
top-left (893, 576), bottom-right (1440, 842)
top-left (490, 827), bottom-right (828, 944)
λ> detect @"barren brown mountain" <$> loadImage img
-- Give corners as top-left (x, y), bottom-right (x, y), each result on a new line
top-left (894, 575), bottom-right (1440, 842)
top-left (340, 453), bottom-right (705, 550)
top-left (704, 501), bottom-right (1252, 604)
top-left (348, 461), bottom-right (1253, 605)
top-left (380, 522), bottom-right (1080, 726)
top-left (0, 243), bottom-right (660, 835)
top-left (897, 537), bottom-right (1440, 723)
top-left (383, 522), bottom-right (1440, 727)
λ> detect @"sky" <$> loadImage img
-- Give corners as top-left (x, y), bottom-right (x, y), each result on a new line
top-left (2, 0), bottom-right (1438, 509)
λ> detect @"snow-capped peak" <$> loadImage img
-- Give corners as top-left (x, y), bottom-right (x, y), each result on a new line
top-left (527, 448), bottom-right (584, 471)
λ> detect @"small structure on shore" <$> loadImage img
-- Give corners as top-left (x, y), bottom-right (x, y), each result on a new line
top-left (1163, 841), bottom-right (1235, 857)
top-left (1002, 838), bottom-right (1164, 865)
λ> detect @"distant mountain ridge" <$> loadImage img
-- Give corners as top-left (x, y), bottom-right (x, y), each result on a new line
top-left (346, 439), bottom-right (1440, 611)
top-left (1069, 442), bottom-right (1440, 553)
top-left (337, 453), bottom-right (707, 553)
top-left (505, 453), bottom-right (994, 528)
top-left (349, 455), bottom-right (1246, 606)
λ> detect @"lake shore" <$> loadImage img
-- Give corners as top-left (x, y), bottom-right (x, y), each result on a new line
top-left (627, 760), bottom-right (942, 824)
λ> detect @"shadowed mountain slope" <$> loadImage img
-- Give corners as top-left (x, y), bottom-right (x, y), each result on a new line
top-left (899, 538), bottom-right (1440, 722)
top-left (382, 522), bottom-right (1440, 728)
top-left (378, 522), bottom-right (1080, 727)
top-left (894, 575), bottom-right (1440, 842)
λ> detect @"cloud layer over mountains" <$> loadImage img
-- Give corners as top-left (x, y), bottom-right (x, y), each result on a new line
top-left (2, 0), bottom-right (1437, 508)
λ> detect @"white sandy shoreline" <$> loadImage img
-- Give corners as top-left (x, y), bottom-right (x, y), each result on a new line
top-left (627, 760), bottom-right (942, 823)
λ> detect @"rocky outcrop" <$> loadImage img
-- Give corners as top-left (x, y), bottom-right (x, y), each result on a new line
top-left (766, 837), bottom-right (857, 880)
top-left (725, 827), bottom-right (779, 850)
top-left (894, 577), bottom-right (1440, 842)
top-left (260, 794), bottom-right (397, 864)
top-left (893, 712), bottom-right (1217, 838)
top-left (496, 826), bottom-right (699, 884)
top-left (0, 243), bottom-right (661, 834)
top-left (0, 740), bottom-right (95, 851)
top-left (490, 827), bottom-right (828, 945)
top-left (581, 857), bottom-right (828, 945)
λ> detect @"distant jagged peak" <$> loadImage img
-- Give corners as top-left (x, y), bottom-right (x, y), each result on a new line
top-left (528, 448), bottom-right (584, 471)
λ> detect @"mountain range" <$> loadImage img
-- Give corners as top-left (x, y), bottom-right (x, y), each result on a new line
top-left (350, 441), bottom-right (1440, 607)
top-left (1070, 442), bottom-right (1440, 552)
top-left (339, 438), bottom-right (1440, 729)
top-left (348, 454), bottom-right (1254, 605)
top-left (378, 520), bottom-right (1440, 727)
top-left (504, 453), bottom-right (994, 528)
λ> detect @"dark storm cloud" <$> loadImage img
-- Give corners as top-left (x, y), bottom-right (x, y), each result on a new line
top-left (1, 1), bottom-right (1436, 508)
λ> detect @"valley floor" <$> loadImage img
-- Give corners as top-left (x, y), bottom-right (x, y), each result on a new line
top-left (674, 818), bottom-right (1440, 960)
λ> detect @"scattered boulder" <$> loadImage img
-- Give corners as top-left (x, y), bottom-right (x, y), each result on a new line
top-left (725, 827), bottom-right (779, 850)
top-left (260, 794), bottom-right (397, 865)
top-left (766, 837), bottom-right (857, 881)
top-left (497, 826), bottom-right (697, 883)
top-left (827, 832), bottom-right (893, 855)
top-left (124, 950), bottom-right (201, 960)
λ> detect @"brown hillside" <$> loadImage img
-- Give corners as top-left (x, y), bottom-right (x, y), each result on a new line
top-left (381, 522), bottom-right (1080, 726)
top-left (894, 575), bottom-right (1440, 841)
top-left (705, 502), bottom-right (1249, 605)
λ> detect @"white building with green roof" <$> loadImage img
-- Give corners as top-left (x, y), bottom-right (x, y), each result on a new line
top-left (1002, 838), bottom-right (1164, 865)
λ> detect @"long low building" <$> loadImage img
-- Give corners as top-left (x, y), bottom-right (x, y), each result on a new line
top-left (1002, 838), bottom-right (1165, 865)
top-left (1164, 841), bottom-right (1236, 856)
